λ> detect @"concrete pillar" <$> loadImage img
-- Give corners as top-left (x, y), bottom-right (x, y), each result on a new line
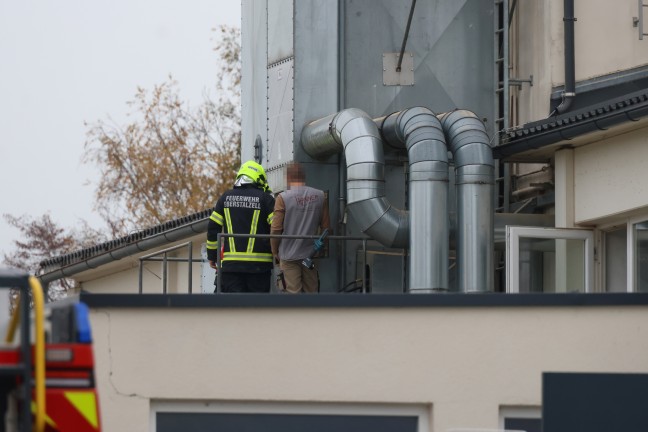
top-left (554, 149), bottom-right (583, 292)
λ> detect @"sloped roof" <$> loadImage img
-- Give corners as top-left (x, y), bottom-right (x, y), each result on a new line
top-left (39, 208), bottom-right (212, 271)
top-left (494, 88), bottom-right (648, 161)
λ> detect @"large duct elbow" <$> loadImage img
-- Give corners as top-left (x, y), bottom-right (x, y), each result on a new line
top-left (380, 107), bottom-right (449, 292)
top-left (439, 110), bottom-right (494, 292)
top-left (302, 108), bottom-right (409, 248)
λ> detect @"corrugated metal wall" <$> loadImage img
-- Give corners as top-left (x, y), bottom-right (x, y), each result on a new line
top-left (242, 0), bottom-right (495, 292)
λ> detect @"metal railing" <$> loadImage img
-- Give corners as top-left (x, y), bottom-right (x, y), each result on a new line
top-left (138, 241), bottom-right (201, 294)
top-left (136, 235), bottom-right (373, 294)
top-left (215, 233), bottom-right (371, 294)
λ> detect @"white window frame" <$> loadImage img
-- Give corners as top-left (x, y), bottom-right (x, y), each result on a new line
top-left (499, 406), bottom-right (541, 431)
top-left (598, 213), bottom-right (648, 293)
top-left (627, 215), bottom-right (648, 292)
top-left (506, 226), bottom-right (594, 293)
top-left (150, 401), bottom-right (430, 432)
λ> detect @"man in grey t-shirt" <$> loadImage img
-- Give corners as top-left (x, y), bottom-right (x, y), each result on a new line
top-left (271, 162), bottom-right (330, 293)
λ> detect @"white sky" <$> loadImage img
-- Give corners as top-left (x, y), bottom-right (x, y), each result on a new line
top-left (0, 0), bottom-right (240, 257)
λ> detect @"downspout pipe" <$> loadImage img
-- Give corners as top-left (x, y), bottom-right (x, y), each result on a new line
top-left (439, 110), bottom-right (494, 292)
top-left (555, 0), bottom-right (576, 114)
top-left (302, 108), bottom-right (409, 248)
top-left (378, 107), bottom-right (449, 292)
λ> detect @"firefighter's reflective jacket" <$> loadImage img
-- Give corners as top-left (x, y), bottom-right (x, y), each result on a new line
top-left (207, 184), bottom-right (275, 272)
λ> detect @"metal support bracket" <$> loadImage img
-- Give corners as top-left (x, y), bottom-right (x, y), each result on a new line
top-left (383, 52), bottom-right (414, 86)
top-left (509, 75), bottom-right (534, 87)
top-left (637, 0), bottom-right (648, 39)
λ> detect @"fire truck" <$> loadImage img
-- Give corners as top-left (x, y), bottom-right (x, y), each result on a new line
top-left (0, 267), bottom-right (101, 431)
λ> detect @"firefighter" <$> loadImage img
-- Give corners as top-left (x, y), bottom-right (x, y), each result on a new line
top-left (207, 160), bottom-right (275, 293)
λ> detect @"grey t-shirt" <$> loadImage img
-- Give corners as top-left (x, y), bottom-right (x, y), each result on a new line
top-left (278, 186), bottom-right (325, 260)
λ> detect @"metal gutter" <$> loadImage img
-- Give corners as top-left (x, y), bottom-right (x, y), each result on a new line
top-left (38, 213), bottom-right (210, 285)
top-left (495, 90), bottom-right (648, 160)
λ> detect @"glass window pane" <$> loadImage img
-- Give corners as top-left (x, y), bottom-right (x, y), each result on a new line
top-left (635, 221), bottom-right (648, 292)
top-left (518, 238), bottom-right (585, 293)
top-left (605, 227), bottom-right (627, 292)
top-left (507, 226), bottom-right (593, 293)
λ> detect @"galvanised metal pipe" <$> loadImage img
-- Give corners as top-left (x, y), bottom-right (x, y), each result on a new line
top-left (302, 108), bottom-right (408, 248)
top-left (555, 0), bottom-right (576, 114)
top-left (379, 108), bottom-right (449, 292)
top-left (440, 110), bottom-right (494, 292)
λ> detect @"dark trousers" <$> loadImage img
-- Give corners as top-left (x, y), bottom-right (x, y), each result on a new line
top-left (215, 271), bottom-right (271, 293)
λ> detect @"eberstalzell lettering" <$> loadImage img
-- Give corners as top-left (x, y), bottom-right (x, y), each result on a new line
top-left (224, 195), bottom-right (261, 209)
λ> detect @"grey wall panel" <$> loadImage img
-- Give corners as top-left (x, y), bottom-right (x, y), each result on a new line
top-left (291, 0), bottom-right (342, 292)
top-left (293, 0), bottom-right (339, 163)
top-left (266, 57), bottom-right (294, 194)
top-left (267, 59), bottom-right (294, 168)
top-left (241, 0), bottom-right (268, 163)
top-left (268, 0), bottom-right (294, 64)
top-left (343, 0), bottom-right (495, 137)
top-left (305, 163), bottom-right (340, 293)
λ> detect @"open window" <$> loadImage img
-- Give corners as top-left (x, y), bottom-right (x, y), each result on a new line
top-left (601, 215), bottom-right (648, 292)
top-left (631, 218), bottom-right (648, 292)
top-left (506, 226), bottom-right (594, 293)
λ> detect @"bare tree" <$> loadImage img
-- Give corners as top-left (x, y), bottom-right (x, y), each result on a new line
top-left (83, 25), bottom-right (241, 236)
top-left (2, 214), bottom-right (106, 303)
top-left (2, 25), bottom-right (242, 302)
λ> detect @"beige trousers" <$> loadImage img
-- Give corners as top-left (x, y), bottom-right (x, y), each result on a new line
top-left (280, 259), bottom-right (319, 293)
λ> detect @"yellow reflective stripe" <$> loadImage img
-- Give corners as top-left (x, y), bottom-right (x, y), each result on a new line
top-left (206, 240), bottom-right (218, 250)
top-left (210, 211), bottom-right (223, 225)
top-left (65, 391), bottom-right (99, 429)
top-left (223, 252), bottom-right (273, 262)
top-left (222, 257), bottom-right (274, 263)
top-left (224, 208), bottom-right (236, 252)
top-left (267, 211), bottom-right (274, 224)
top-left (247, 210), bottom-right (260, 253)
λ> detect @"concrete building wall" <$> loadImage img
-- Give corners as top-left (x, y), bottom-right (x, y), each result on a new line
top-left (89, 305), bottom-right (648, 432)
top-left (78, 236), bottom-right (207, 294)
top-left (574, 127), bottom-right (648, 224)
top-left (574, 0), bottom-right (648, 81)
top-left (515, 0), bottom-right (648, 123)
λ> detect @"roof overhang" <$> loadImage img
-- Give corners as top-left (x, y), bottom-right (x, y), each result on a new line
top-left (494, 89), bottom-right (648, 163)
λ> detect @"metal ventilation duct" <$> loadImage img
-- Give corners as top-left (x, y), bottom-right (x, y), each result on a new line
top-left (378, 107), bottom-right (449, 292)
top-left (439, 110), bottom-right (494, 292)
top-left (302, 107), bottom-right (494, 293)
top-left (302, 108), bottom-right (409, 249)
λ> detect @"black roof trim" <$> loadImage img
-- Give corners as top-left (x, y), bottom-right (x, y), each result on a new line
top-left (80, 292), bottom-right (648, 308)
top-left (494, 88), bottom-right (648, 160)
top-left (40, 208), bottom-right (212, 269)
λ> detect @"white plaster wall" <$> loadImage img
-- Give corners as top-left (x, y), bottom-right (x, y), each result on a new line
top-left (81, 268), bottom-right (141, 294)
top-left (516, 0), bottom-right (555, 123)
top-left (515, 0), bottom-right (648, 124)
top-left (574, 127), bottom-right (648, 223)
top-left (89, 306), bottom-right (648, 432)
top-left (575, 0), bottom-right (648, 80)
top-left (75, 236), bottom-right (207, 294)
